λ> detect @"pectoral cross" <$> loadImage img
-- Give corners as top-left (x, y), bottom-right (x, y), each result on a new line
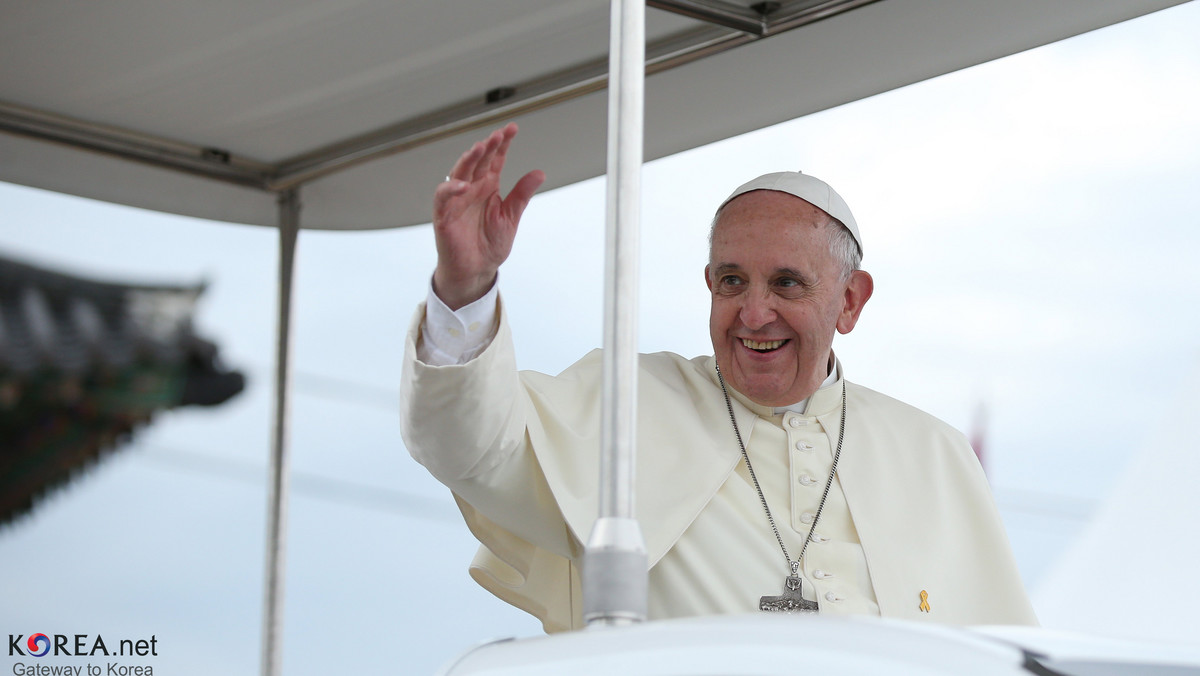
top-left (760, 574), bottom-right (819, 613)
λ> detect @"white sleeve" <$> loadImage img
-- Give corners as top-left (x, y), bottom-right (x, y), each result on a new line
top-left (416, 277), bottom-right (500, 365)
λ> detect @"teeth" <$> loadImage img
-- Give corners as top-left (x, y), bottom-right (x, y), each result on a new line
top-left (741, 338), bottom-right (785, 351)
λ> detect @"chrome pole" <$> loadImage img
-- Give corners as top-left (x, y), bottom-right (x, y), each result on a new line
top-left (583, 0), bottom-right (648, 628)
top-left (262, 189), bottom-right (300, 675)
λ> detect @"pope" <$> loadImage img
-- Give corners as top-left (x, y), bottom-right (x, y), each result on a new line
top-left (400, 123), bottom-right (1037, 632)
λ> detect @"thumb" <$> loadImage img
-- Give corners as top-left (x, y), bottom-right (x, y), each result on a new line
top-left (501, 169), bottom-right (546, 223)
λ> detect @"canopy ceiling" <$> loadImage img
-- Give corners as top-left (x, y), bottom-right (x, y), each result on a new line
top-left (0, 0), bottom-right (1188, 230)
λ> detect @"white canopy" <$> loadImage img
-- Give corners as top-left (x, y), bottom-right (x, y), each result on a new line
top-left (2, 0), bottom-right (1187, 231)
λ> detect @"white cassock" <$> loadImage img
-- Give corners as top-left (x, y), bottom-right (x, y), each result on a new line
top-left (400, 294), bottom-right (1037, 633)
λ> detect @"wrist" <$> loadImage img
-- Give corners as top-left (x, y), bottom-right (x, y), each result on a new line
top-left (432, 267), bottom-right (497, 311)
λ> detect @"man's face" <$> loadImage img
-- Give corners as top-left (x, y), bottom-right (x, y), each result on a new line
top-left (706, 190), bottom-right (872, 407)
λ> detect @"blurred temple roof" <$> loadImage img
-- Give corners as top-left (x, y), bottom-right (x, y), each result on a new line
top-left (0, 252), bottom-right (244, 526)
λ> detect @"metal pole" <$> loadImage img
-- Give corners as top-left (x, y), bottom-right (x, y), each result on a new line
top-left (582, 0), bottom-right (648, 628)
top-left (262, 188), bottom-right (300, 675)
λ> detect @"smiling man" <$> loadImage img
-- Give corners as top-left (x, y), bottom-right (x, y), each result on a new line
top-left (707, 181), bottom-right (872, 408)
top-left (400, 124), bottom-right (1036, 631)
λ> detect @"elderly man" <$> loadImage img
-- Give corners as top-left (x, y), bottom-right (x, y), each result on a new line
top-left (401, 124), bottom-right (1036, 632)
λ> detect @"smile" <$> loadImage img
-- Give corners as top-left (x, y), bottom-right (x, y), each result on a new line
top-left (740, 338), bottom-right (788, 353)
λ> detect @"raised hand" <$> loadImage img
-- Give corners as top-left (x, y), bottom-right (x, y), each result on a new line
top-left (432, 123), bottom-right (546, 310)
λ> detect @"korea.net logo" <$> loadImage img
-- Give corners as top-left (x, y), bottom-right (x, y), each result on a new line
top-left (8, 633), bottom-right (157, 658)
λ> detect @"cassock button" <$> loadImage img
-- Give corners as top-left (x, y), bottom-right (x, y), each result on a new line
top-left (788, 417), bottom-right (806, 428)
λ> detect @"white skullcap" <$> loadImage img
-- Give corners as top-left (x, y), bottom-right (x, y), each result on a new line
top-left (719, 171), bottom-right (862, 256)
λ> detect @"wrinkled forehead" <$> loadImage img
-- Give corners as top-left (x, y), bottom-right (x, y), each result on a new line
top-left (709, 192), bottom-right (838, 263)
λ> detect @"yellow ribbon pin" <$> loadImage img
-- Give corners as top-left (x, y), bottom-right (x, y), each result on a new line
top-left (919, 590), bottom-right (931, 613)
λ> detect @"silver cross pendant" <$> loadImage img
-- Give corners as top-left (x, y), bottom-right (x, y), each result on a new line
top-left (760, 574), bottom-right (819, 613)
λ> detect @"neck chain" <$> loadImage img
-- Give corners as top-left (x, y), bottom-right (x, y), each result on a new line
top-left (715, 363), bottom-right (847, 613)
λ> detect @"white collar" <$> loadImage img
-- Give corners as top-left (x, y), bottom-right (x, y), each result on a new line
top-left (773, 356), bottom-right (840, 416)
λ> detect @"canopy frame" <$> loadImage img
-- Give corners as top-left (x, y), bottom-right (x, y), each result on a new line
top-left (583, 0), bottom-right (649, 628)
top-left (262, 189), bottom-right (300, 676)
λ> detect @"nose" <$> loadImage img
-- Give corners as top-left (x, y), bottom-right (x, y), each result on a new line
top-left (738, 289), bottom-right (776, 330)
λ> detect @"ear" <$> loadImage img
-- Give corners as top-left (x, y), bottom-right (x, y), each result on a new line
top-left (704, 264), bottom-right (713, 292)
top-left (836, 270), bottom-right (873, 334)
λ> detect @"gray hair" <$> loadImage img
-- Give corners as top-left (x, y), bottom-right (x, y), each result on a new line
top-left (825, 217), bottom-right (863, 281)
top-left (708, 207), bottom-right (862, 281)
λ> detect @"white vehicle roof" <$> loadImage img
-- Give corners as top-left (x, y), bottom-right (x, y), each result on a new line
top-left (437, 615), bottom-right (1200, 676)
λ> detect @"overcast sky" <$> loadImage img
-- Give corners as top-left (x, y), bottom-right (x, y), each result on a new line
top-left (2, 3), bottom-right (1198, 674)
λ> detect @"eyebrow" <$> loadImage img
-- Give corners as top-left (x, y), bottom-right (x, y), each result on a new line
top-left (712, 263), bottom-right (811, 281)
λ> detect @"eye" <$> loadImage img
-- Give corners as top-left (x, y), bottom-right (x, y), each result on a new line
top-left (714, 274), bottom-right (745, 293)
top-left (772, 275), bottom-right (811, 296)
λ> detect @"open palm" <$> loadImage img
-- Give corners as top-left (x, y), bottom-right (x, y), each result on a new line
top-left (432, 123), bottom-right (545, 310)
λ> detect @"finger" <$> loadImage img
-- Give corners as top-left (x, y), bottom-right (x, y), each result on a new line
top-left (471, 125), bottom-right (511, 183)
top-left (488, 123), bottom-right (520, 177)
top-left (432, 178), bottom-right (471, 222)
top-left (500, 169), bottom-right (546, 223)
top-left (434, 177), bottom-right (471, 201)
top-left (448, 140), bottom-right (485, 183)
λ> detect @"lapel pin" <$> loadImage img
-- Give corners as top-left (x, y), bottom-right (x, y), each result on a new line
top-left (919, 589), bottom-right (931, 613)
